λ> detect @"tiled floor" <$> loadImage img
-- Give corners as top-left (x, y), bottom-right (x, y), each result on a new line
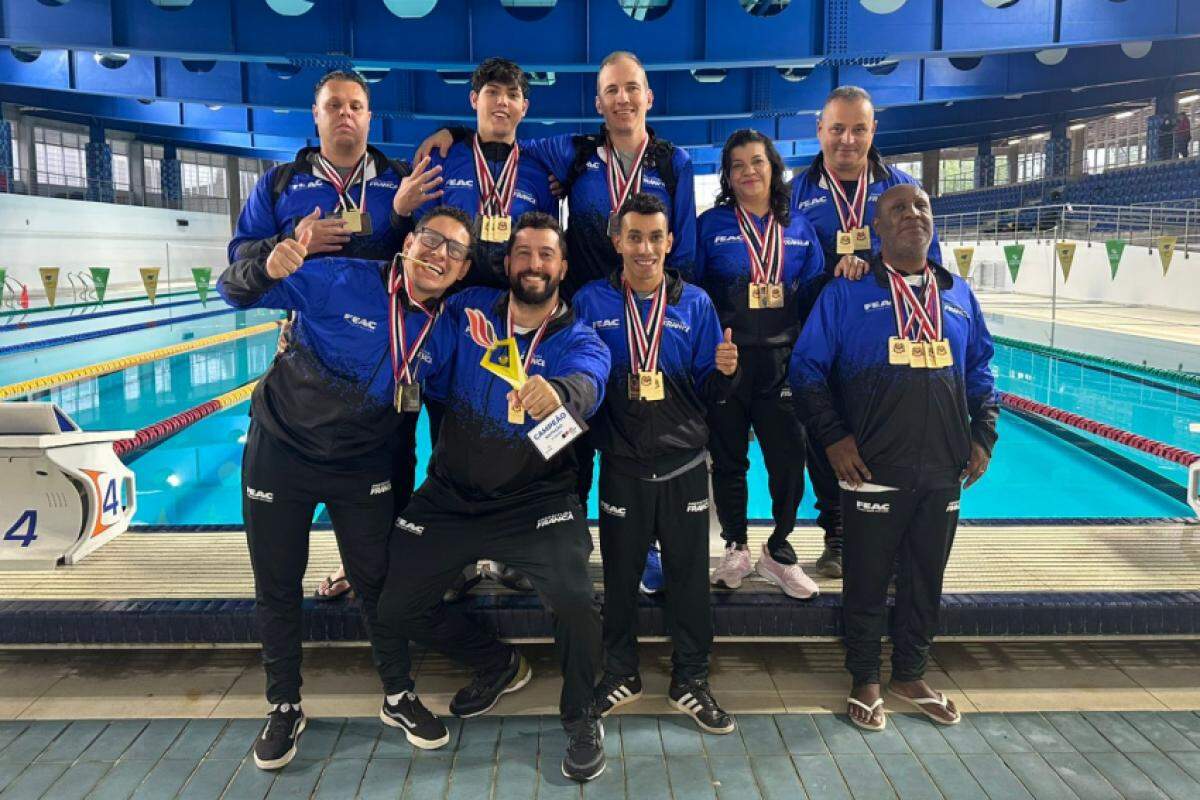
top-left (0, 642), bottom-right (1196, 796)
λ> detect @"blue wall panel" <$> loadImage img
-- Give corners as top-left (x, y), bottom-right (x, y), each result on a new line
top-left (1180, 1), bottom-right (1200, 34)
top-left (0, 46), bottom-right (68, 89)
top-left (838, 59), bottom-right (921, 107)
top-left (73, 51), bottom-right (156, 97)
top-left (252, 133), bottom-right (309, 155)
top-left (654, 71), bottom-right (751, 119)
top-left (111, 0), bottom-right (233, 53)
top-left (181, 103), bottom-right (248, 133)
top-left (159, 59), bottom-right (243, 104)
top-left (942, 0), bottom-right (1055, 52)
top-left (246, 63), bottom-right (326, 109)
top-left (467, 1), bottom-right (586, 66)
top-left (766, 65), bottom-right (837, 112)
top-left (353, 0), bottom-right (470, 66)
top-left (844, 0), bottom-right (936, 56)
top-left (923, 56), bottom-right (1010, 102)
top-left (249, 108), bottom-right (314, 139)
top-left (1, 0), bottom-right (112, 49)
top-left (233, 0), bottom-right (345, 59)
top-left (704, 0), bottom-right (820, 62)
top-left (588, 0), bottom-right (702, 65)
top-left (98, 97), bottom-right (181, 126)
top-left (525, 75), bottom-right (590, 119)
top-left (1061, 0), bottom-right (1179, 44)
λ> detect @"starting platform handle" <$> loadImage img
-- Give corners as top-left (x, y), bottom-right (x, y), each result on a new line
top-left (1189, 462), bottom-right (1200, 518)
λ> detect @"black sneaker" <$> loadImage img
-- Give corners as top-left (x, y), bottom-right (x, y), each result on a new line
top-left (593, 673), bottom-right (643, 717)
top-left (816, 543), bottom-right (843, 579)
top-left (668, 679), bottom-right (736, 735)
top-left (380, 691), bottom-right (450, 749)
top-left (449, 650), bottom-right (532, 718)
top-left (562, 718), bottom-right (606, 783)
top-left (253, 703), bottom-right (306, 770)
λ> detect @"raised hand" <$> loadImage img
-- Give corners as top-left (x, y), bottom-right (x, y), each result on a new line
top-left (266, 228), bottom-right (312, 279)
top-left (715, 327), bottom-right (738, 376)
top-left (393, 156), bottom-right (445, 217)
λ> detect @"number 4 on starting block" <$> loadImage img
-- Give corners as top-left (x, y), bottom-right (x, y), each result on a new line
top-left (3, 510), bottom-right (38, 548)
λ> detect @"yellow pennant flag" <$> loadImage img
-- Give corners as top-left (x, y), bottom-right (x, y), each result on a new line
top-left (1055, 242), bottom-right (1077, 282)
top-left (953, 247), bottom-right (974, 278)
top-left (38, 267), bottom-right (60, 307)
top-left (479, 338), bottom-right (526, 389)
top-left (1158, 235), bottom-right (1177, 275)
top-left (140, 267), bottom-right (162, 303)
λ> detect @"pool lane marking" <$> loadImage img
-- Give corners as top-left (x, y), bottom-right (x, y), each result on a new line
top-left (0, 298), bottom-right (209, 332)
top-left (0, 307), bottom-right (244, 356)
top-left (114, 380), bottom-right (259, 461)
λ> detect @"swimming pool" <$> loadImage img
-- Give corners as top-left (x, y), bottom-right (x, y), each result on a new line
top-left (6, 305), bottom-right (1195, 525)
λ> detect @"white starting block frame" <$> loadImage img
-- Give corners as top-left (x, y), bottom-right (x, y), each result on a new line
top-left (1190, 461), bottom-right (1200, 518)
top-left (0, 403), bottom-right (136, 570)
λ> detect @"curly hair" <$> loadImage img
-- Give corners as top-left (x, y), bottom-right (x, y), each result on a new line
top-left (714, 129), bottom-right (791, 225)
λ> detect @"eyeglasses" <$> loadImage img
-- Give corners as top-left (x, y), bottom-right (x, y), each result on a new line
top-left (416, 228), bottom-right (470, 262)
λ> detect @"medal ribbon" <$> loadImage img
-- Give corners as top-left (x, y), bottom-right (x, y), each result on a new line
top-left (885, 264), bottom-right (941, 342)
top-left (472, 135), bottom-right (520, 216)
top-left (506, 301), bottom-right (555, 376)
top-left (821, 164), bottom-right (869, 233)
top-left (313, 152), bottom-right (369, 213)
top-left (622, 280), bottom-right (668, 374)
top-left (605, 134), bottom-right (651, 213)
top-left (734, 205), bottom-right (785, 285)
top-left (387, 256), bottom-right (437, 386)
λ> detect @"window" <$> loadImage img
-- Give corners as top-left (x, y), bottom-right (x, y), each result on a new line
top-left (886, 154), bottom-right (922, 183)
top-left (9, 126), bottom-right (19, 176)
top-left (1017, 150), bottom-right (1046, 183)
top-left (144, 143), bottom-right (164, 195)
top-left (1080, 105), bottom-right (1153, 175)
top-left (180, 148), bottom-right (228, 198)
top-left (993, 154), bottom-right (1010, 186)
top-left (123, 367), bottom-right (141, 403)
top-left (938, 147), bottom-right (976, 195)
top-left (189, 350), bottom-right (235, 386)
top-left (33, 126), bottom-right (88, 188)
top-left (153, 358), bottom-right (172, 395)
top-left (239, 157), bottom-right (263, 203)
top-left (693, 173), bottom-right (721, 214)
top-left (108, 138), bottom-right (130, 192)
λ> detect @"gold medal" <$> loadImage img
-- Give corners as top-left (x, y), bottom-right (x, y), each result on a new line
top-left (748, 283), bottom-right (764, 309)
top-left (340, 209), bottom-right (362, 234)
top-left (933, 339), bottom-right (953, 368)
top-left (481, 214), bottom-right (511, 244)
top-left (888, 336), bottom-right (911, 365)
top-left (766, 283), bottom-right (785, 308)
top-left (836, 230), bottom-right (854, 255)
top-left (397, 382), bottom-right (421, 413)
top-left (638, 371), bottom-right (667, 402)
top-left (924, 340), bottom-right (938, 368)
top-left (852, 225), bottom-right (871, 251)
top-left (507, 393), bottom-right (526, 425)
top-left (909, 342), bottom-right (927, 369)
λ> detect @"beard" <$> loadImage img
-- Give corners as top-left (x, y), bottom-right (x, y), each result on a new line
top-left (510, 270), bottom-right (559, 305)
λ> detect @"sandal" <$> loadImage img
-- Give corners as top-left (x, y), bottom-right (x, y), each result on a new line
top-left (886, 687), bottom-right (961, 726)
top-left (846, 696), bottom-right (886, 732)
top-left (314, 571), bottom-right (352, 601)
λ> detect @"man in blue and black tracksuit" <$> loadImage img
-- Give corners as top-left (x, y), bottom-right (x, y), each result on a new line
top-left (378, 212), bottom-right (612, 783)
top-left (789, 85), bottom-right (944, 579)
top-left (217, 206), bottom-right (476, 768)
top-left (409, 58), bottom-right (556, 289)
top-left (789, 184), bottom-right (997, 732)
top-left (573, 193), bottom-right (739, 736)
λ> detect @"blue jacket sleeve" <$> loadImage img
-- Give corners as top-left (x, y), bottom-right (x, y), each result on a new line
top-left (963, 289), bottom-right (999, 455)
top-left (550, 325), bottom-right (611, 421)
top-left (228, 166), bottom-right (287, 264)
top-left (518, 134), bottom-right (576, 183)
top-left (789, 283), bottom-right (850, 449)
top-left (418, 307), bottom-right (459, 403)
top-left (216, 255), bottom-right (334, 316)
top-left (666, 151), bottom-right (698, 281)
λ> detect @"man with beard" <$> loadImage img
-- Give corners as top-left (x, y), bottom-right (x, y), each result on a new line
top-left (378, 212), bottom-right (611, 782)
top-left (790, 184), bottom-right (996, 732)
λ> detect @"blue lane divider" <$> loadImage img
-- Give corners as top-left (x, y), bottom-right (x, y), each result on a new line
top-left (0, 307), bottom-right (237, 356)
top-left (0, 298), bottom-right (207, 331)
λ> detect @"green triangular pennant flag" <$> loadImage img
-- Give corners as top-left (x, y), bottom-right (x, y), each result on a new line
top-left (89, 267), bottom-right (111, 303)
top-left (1003, 244), bottom-right (1025, 283)
top-left (191, 267), bottom-right (212, 305)
top-left (1104, 240), bottom-right (1126, 280)
top-left (0, 268), bottom-right (6, 307)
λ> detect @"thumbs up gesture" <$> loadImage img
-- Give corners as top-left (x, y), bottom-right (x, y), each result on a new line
top-left (293, 205), bottom-right (350, 255)
top-left (266, 227), bottom-right (311, 279)
top-left (715, 327), bottom-right (738, 376)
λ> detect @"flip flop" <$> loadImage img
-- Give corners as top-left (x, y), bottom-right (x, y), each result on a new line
top-left (846, 696), bottom-right (886, 732)
top-left (313, 572), bottom-right (352, 602)
top-left (886, 688), bottom-right (961, 726)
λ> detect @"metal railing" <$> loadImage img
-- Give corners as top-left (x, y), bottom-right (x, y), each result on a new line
top-left (933, 203), bottom-right (1199, 252)
top-left (0, 166), bottom-right (231, 215)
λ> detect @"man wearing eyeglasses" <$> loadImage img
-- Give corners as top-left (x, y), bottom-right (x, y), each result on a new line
top-left (217, 207), bottom-right (473, 770)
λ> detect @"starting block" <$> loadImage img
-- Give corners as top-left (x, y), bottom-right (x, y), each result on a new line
top-left (0, 403), bottom-right (136, 570)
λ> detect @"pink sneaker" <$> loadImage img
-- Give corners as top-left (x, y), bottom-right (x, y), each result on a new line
top-left (755, 545), bottom-right (819, 600)
top-left (710, 545), bottom-right (753, 590)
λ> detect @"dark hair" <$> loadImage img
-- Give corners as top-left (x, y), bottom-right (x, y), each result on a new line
top-left (471, 58), bottom-right (530, 99)
top-left (615, 192), bottom-right (669, 231)
top-left (507, 211), bottom-right (567, 256)
top-left (417, 205), bottom-right (474, 248)
top-left (314, 70), bottom-right (370, 102)
top-left (715, 129), bottom-right (791, 225)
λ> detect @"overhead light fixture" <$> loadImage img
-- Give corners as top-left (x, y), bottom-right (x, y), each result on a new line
top-left (1115, 111), bottom-right (1134, 119)
top-left (1069, 123), bottom-right (1086, 131)
top-left (1179, 94), bottom-right (1199, 105)
top-left (1007, 138), bottom-right (1021, 145)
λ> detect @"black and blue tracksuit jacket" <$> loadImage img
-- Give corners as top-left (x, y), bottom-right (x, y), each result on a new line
top-left (788, 257), bottom-right (998, 490)
top-left (572, 270), bottom-right (736, 479)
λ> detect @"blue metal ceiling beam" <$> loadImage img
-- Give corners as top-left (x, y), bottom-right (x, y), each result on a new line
top-left (1, 0), bottom-right (1198, 72)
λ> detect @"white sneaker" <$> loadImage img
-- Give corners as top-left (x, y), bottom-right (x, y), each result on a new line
top-left (755, 544), bottom-right (819, 600)
top-left (710, 545), bottom-right (753, 590)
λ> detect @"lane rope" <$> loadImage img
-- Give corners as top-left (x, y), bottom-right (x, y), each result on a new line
top-left (996, 335), bottom-right (1200, 390)
top-left (0, 298), bottom-right (208, 332)
top-left (0, 289), bottom-right (197, 319)
top-left (0, 307), bottom-right (240, 356)
top-left (114, 381), bottom-right (258, 459)
top-left (0, 320), bottom-right (281, 399)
